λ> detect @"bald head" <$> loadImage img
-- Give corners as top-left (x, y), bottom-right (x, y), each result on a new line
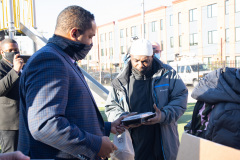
top-left (55, 5), bottom-right (95, 35)
top-left (0, 38), bottom-right (18, 50)
top-left (152, 42), bottom-right (161, 54)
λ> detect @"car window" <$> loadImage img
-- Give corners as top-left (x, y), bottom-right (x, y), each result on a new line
top-left (191, 64), bottom-right (209, 72)
top-left (186, 66), bottom-right (191, 73)
top-left (177, 66), bottom-right (181, 73)
top-left (180, 66), bottom-right (185, 73)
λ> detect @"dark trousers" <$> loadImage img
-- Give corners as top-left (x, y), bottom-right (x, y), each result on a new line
top-left (0, 130), bottom-right (18, 153)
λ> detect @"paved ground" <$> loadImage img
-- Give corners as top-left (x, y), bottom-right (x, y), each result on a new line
top-left (91, 85), bottom-right (196, 108)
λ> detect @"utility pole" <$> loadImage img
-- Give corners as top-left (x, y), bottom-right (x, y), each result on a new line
top-left (141, 0), bottom-right (145, 38)
top-left (32, 0), bottom-right (37, 52)
top-left (7, 0), bottom-right (15, 39)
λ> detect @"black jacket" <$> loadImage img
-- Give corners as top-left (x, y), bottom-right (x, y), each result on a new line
top-left (0, 59), bottom-right (20, 130)
top-left (191, 67), bottom-right (240, 149)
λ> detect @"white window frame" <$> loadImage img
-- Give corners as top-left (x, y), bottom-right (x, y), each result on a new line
top-left (225, 0), bottom-right (229, 15)
top-left (189, 8), bottom-right (197, 22)
top-left (160, 19), bottom-right (163, 30)
top-left (190, 33), bottom-right (198, 46)
top-left (178, 12), bottom-right (181, 24)
top-left (236, 27), bottom-right (240, 41)
top-left (207, 3), bottom-right (217, 18)
top-left (170, 15), bottom-right (173, 26)
top-left (151, 21), bottom-right (156, 32)
top-left (208, 30), bottom-right (218, 44)
top-left (131, 26), bottom-right (137, 37)
top-left (236, 0), bottom-right (240, 12)
top-left (120, 29), bottom-right (124, 38)
top-left (179, 35), bottom-right (182, 47)
top-left (170, 37), bottom-right (174, 48)
top-left (225, 28), bottom-right (229, 42)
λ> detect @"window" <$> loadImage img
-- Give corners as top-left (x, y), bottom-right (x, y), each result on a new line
top-left (120, 46), bottom-right (124, 54)
top-left (189, 8), bottom-right (197, 22)
top-left (207, 4), bottom-right (217, 18)
top-left (226, 56), bottom-right (230, 67)
top-left (126, 28), bottom-right (128, 37)
top-left (225, 28), bottom-right (229, 42)
top-left (189, 33), bottom-right (198, 46)
top-left (225, 0), bottom-right (229, 15)
top-left (170, 15), bottom-right (173, 26)
top-left (236, 0), bottom-right (240, 12)
top-left (203, 57), bottom-right (212, 66)
top-left (179, 35), bottom-right (182, 47)
top-left (180, 66), bottom-right (185, 73)
top-left (236, 56), bottom-right (240, 68)
top-left (131, 26), bottom-right (137, 37)
top-left (144, 23), bottom-right (146, 33)
top-left (151, 21), bottom-right (156, 32)
top-left (109, 32), bottom-right (112, 40)
top-left (170, 37), bottom-right (174, 48)
top-left (208, 31), bottom-right (218, 44)
top-left (161, 40), bottom-right (164, 51)
top-left (160, 19), bottom-right (163, 30)
top-left (177, 66), bottom-right (181, 73)
top-left (236, 27), bottom-right (240, 41)
top-left (186, 66), bottom-right (191, 73)
top-left (109, 47), bottom-right (113, 58)
top-left (100, 34), bottom-right (104, 42)
top-left (101, 49), bottom-right (104, 56)
top-left (120, 29), bottom-right (124, 38)
top-left (178, 12), bottom-right (181, 24)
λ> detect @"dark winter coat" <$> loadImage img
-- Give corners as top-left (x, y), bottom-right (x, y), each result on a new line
top-left (191, 67), bottom-right (240, 149)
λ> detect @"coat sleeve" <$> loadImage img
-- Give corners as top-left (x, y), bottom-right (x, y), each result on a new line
top-left (0, 68), bottom-right (20, 96)
top-left (105, 87), bottom-right (129, 122)
top-left (159, 69), bottom-right (188, 125)
top-left (24, 52), bottom-right (101, 159)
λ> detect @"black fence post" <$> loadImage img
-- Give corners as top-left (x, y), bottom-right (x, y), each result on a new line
top-left (198, 63), bottom-right (199, 81)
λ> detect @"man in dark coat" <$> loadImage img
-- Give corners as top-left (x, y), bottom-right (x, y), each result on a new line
top-left (0, 38), bottom-right (24, 153)
top-left (106, 39), bottom-right (188, 160)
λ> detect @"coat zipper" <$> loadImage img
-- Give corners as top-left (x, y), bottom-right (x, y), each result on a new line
top-left (153, 70), bottom-right (169, 160)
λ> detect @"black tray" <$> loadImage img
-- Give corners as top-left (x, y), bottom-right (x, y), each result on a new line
top-left (121, 112), bottom-right (156, 126)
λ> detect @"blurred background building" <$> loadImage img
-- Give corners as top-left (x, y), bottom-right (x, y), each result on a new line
top-left (83, 0), bottom-right (240, 72)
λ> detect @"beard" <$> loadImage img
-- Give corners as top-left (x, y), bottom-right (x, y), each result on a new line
top-left (132, 62), bottom-right (153, 77)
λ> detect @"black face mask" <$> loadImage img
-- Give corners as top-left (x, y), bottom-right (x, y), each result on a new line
top-left (71, 42), bottom-right (93, 61)
top-left (2, 51), bottom-right (19, 64)
top-left (48, 35), bottom-right (93, 61)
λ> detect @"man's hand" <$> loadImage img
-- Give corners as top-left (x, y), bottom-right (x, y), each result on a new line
top-left (97, 136), bottom-right (117, 159)
top-left (13, 54), bottom-right (24, 73)
top-left (124, 123), bottom-right (142, 129)
top-left (0, 151), bottom-right (30, 160)
top-left (111, 112), bottom-right (137, 134)
top-left (143, 104), bottom-right (161, 125)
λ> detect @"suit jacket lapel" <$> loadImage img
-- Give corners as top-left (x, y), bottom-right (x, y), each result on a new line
top-left (47, 43), bottom-right (99, 108)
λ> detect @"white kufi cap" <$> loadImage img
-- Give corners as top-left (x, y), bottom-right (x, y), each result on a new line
top-left (130, 39), bottom-right (153, 56)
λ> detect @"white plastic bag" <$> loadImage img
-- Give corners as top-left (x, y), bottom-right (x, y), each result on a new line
top-left (111, 130), bottom-right (135, 160)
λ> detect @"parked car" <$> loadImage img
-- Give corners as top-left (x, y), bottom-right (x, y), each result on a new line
top-left (169, 58), bottom-right (210, 87)
top-left (102, 72), bottom-right (119, 84)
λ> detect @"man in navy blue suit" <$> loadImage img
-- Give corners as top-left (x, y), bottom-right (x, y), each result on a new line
top-left (18, 5), bottom-right (127, 160)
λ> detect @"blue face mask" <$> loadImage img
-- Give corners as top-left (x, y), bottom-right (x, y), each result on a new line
top-left (154, 53), bottom-right (160, 59)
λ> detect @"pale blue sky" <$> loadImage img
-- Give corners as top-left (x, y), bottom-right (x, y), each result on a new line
top-left (35, 0), bottom-right (171, 38)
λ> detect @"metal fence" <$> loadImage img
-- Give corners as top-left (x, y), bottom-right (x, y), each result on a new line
top-left (82, 61), bottom-right (240, 86)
